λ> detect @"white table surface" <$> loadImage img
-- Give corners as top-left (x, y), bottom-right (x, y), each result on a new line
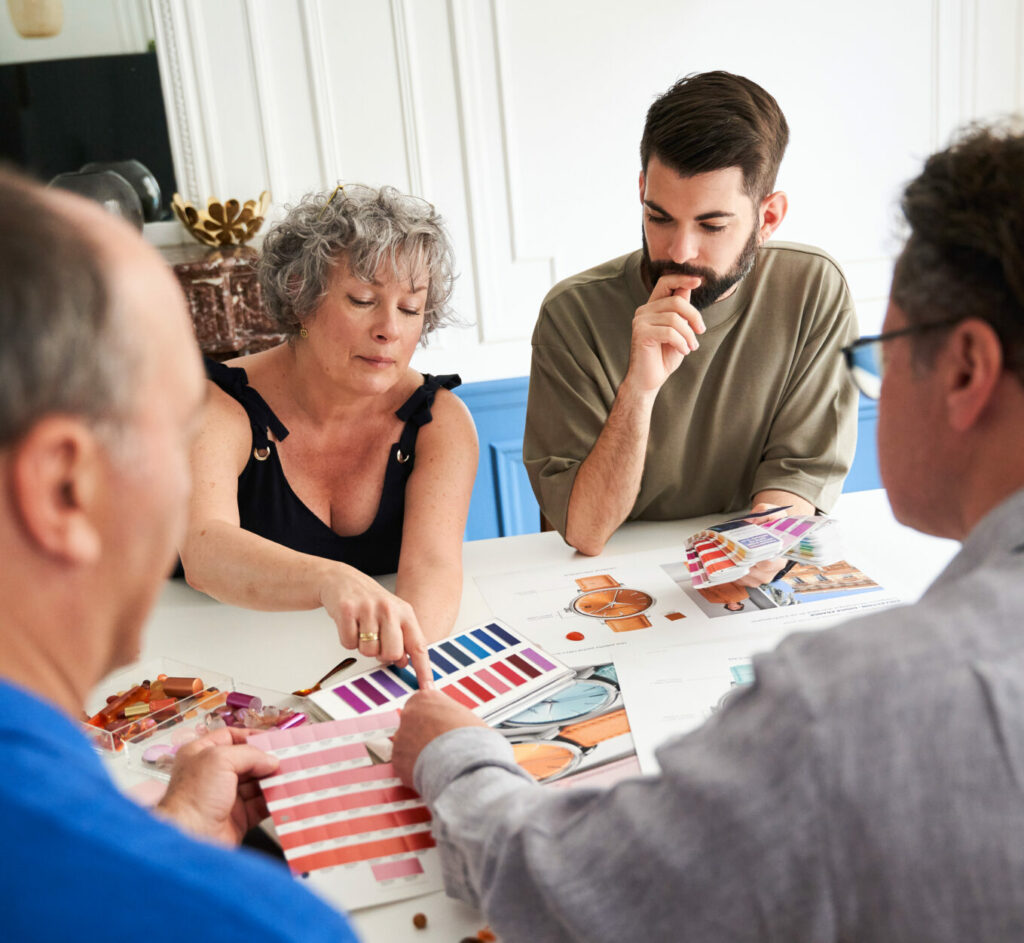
top-left (123, 489), bottom-right (958, 939)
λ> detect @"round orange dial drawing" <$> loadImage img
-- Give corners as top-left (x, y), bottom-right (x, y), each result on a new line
top-left (569, 575), bottom-right (655, 631)
top-left (512, 742), bottom-right (579, 780)
top-left (572, 588), bottom-right (654, 618)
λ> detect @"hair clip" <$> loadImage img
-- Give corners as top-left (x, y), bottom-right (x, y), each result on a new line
top-left (317, 183), bottom-right (344, 219)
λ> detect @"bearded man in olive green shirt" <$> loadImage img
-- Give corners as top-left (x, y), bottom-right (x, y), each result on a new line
top-left (524, 72), bottom-right (857, 571)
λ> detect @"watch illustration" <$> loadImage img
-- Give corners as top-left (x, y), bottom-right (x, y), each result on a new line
top-left (499, 664), bottom-right (632, 784)
top-left (510, 709), bottom-right (631, 783)
top-left (569, 574), bottom-right (654, 632)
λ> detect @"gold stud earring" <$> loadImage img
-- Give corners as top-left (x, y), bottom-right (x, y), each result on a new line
top-left (299, 327), bottom-right (308, 338)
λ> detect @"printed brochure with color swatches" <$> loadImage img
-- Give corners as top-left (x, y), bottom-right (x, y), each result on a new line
top-left (309, 620), bottom-right (576, 726)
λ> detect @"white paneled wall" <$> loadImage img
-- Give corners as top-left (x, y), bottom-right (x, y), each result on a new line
top-left (152, 0), bottom-right (1024, 381)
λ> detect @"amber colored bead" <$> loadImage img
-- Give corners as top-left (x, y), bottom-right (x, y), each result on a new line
top-left (163, 676), bottom-right (203, 698)
top-left (92, 684), bottom-right (146, 726)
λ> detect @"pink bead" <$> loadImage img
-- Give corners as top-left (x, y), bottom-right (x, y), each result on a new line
top-left (142, 744), bottom-right (175, 764)
top-left (205, 713), bottom-right (227, 731)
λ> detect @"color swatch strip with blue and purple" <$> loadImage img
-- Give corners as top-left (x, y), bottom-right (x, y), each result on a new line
top-left (311, 621), bottom-right (569, 722)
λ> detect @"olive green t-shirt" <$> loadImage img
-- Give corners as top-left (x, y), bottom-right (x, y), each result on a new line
top-left (523, 243), bottom-right (859, 536)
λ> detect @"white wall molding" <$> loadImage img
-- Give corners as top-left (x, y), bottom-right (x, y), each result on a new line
top-left (960, 0), bottom-right (980, 121)
top-left (240, 0), bottom-right (281, 201)
top-left (933, 0), bottom-right (972, 146)
top-left (490, 0), bottom-right (528, 261)
top-left (390, 0), bottom-right (426, 197)
top-left (112, 0), bottom-right (151, 50)
top-left (298, 0), bottom-right (339, 187)
top-left (1018, 0), bottom-right (1024, 110)
top-left (179, 1), bottom-right (226, 196)
top-left (151, 0), bottom-right (208, 200)
top-left (446, 0), bottom-right (554, 344)
top-left (447, 0), bottom-right (500, 341)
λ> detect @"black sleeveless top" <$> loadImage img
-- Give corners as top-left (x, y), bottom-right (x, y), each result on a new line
top-left (205, 358), bottom-right (461, 576)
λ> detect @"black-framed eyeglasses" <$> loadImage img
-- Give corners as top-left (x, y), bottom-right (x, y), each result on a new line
top-left (841, 317), bottom-right (963, 399)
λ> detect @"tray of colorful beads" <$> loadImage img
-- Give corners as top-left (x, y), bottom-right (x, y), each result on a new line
top-left (81, 659), bottom-right (323, 778)
top-left (133, 681), bottom-right (321, 780)
top-left (81, 658), bottom-right (235, 754)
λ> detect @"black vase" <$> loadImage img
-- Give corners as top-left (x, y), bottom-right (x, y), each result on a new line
top-left (81, 159), bottom-right (162, 222)
top-left (48, 170), bottom-right (144, 230)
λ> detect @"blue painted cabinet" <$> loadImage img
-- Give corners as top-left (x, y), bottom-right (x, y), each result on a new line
top-left (456, 378), bottom-right (881, 542)
top-left (454, 378), bottom-right (539, 541)
top-left (846, 397), bottom-right (881, 493)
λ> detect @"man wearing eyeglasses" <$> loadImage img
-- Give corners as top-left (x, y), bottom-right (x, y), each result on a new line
top-left (395, 123), bottom-right (1024, 941)
top-left (523, 71), bottom-right (858, 562)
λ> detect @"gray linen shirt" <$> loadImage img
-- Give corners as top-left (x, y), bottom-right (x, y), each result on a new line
top-left (416, 488), bottom-right (1024, 942)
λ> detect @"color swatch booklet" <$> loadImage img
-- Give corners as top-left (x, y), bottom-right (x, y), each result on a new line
top-left (309, 619), bottom-right (575, 725)
top-left (686, 509), bottom-right (844, 588)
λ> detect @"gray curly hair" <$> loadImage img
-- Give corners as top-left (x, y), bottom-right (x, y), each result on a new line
top-left (258, 184), bottom-right (457, 340)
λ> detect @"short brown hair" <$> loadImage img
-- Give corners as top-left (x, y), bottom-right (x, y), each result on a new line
top-left (892, 121), bottom-right (1024, 385)
top-left (639, 71), bottom-right (789, 202)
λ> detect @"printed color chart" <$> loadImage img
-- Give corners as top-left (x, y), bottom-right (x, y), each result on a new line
top-left (249, 712), bottom-right (442, 909)
top-left (309, 620), bottom-right (575, 725)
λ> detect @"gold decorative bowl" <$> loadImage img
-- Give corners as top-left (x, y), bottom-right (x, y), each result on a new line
top-left (171, 191), bottom-right (271, 247)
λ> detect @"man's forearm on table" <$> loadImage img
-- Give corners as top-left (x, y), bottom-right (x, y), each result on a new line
top-left (565, 382), bottom-right (657, 555)
top-left (752, 489), bottom-right (817, 517)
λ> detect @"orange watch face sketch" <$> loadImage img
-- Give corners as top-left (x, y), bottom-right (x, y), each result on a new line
top-left (572, 588), bottom-right (654, 618)
top-left (570, 576), bottom-right (655, 632)
top-left (512, 741), bottom-right (579, 780)
top-left (502, 665), bottom-right (630, 784)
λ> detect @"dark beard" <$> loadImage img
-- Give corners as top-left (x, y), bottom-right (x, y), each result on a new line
top-left (642, 224), bottom-right (760, 310)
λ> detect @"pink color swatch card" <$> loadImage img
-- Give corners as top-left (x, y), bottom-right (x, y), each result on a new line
top-left (249, 711), bottom-right (442, 910)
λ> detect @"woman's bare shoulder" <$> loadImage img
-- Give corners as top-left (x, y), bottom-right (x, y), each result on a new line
top-left (421, 382), bottom-right (476, 446)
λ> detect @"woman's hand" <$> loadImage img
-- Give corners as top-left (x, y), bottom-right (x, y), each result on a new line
top-left (318, 563), bottom-right (433, 688)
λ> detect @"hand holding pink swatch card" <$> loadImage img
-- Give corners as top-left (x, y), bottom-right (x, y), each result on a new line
top-left (249, 711), bottom-right (442, 910)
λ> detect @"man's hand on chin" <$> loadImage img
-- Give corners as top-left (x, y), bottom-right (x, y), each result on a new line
top-left (393, 690), bottom-right (489, 787)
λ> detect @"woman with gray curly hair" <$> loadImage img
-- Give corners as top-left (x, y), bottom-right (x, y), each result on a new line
top-left (180, 185), bottom-right (478, 684)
